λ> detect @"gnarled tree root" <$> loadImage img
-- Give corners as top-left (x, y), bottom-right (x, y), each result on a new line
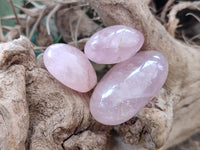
top-left (0, 0), bottom-right (200, 149)
top-left (0, 65), bottom-right (29, 150)
top-left (0, 36), bottom-right (110, 150)
top-left (89, 0), bottom-right (200, 149)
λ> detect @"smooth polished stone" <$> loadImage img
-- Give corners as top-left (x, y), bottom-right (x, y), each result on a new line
top-left (84, 25), bottom-right (144, 64)
top-left (43, 43), bottom-right (97, 92)
top-left (90, 51), bottom-right (168, 125)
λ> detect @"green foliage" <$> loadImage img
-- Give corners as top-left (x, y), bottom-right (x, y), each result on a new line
top-left (0, 0), bottom-right (22, 27)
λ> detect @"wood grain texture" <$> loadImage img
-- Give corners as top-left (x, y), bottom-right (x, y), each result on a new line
top-left (88, 0), bottom-right (200, 149)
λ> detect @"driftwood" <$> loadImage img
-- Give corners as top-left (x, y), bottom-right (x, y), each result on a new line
top-left (0, 0), bottom-right (200, 150)
top-left (0, 36), bottom-right (109, 150)
top-left (88, 0), bottom-right (200, 149)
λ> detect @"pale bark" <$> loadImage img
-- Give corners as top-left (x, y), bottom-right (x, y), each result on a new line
top-left (0, 36), bottom-right (110, 150)
top-left (89, 0), bottom-right (200, 149)
top-left (0, 0), bottom-right (199, 149)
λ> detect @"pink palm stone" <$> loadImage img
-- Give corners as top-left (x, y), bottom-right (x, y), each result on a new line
top-left (84, 25), bottom-right (144, 64)
top-left (43, 43), bottom-right (97, 92)
top-left (90, 51), bottom-right (168, 125)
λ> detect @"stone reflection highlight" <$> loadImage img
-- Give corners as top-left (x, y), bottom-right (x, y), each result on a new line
top-left (90, 51), bottom-right (168, 125)
top-left (43, 43), bottom-right (97, 92)
top-left (84, 25), bottom-right (144, 64)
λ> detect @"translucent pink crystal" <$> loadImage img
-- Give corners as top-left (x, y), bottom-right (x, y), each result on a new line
top-left (90, 51), bottom-right (168, 125)
top-left (43, 43), bottom-right (97, 92)
top-left (84, 25), bottom-right (144, 64)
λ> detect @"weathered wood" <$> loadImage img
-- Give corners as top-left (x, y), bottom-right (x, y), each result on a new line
top-left (89, 0), bottom-right (200, 149)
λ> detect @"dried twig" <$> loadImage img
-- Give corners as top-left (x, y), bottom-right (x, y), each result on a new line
top-left (26, 16), bottom-right (32, 37)
top-left (57, 3), bottom-right (89, 16)
top-left (191, 34), bottom-right (200, 41)
top-left (1, 14), bottom-right (27, 20)
top-left (69, 13), bottom-right (75, 42)
top-left (46, 4), bottom-right (61, 35)
top-left (26, 1), bottom-right (41, 8)
top-left (161, 0), bottom-right (175, 23)
top-left (74, 12), bottom-right (83, 48)
top-left (186, 13), bottom-right (200, 22)
top-left (181, 31), bottom-right (193, 46)
top-left (167, 1), bottom-right (200, 36)
top-left (0, 18), bottom-right (5, 42)
top-left (14, 4), bottom-right (45, 17)
top-left (181, 31), bottom-right (200, 49)
top-left (38, 0), bottom-right (86, 5)
top-left (29, 9), bottom-right (45, 39)
top-left (33, 46), bottom-right (47, 50)
top-left (2, 26), bottom-right (14, 31)
top-left (8, 0), bottom-right (20, 24)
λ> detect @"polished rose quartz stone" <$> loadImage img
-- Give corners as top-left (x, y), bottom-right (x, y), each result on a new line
top-left (90, 51), bottom-right (168, 125)
top-left (43, 43), bottom-right (97, 92)
top-left (84, 25), bottom-right (144, 64)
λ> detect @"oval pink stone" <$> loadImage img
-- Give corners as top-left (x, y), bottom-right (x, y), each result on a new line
top-left (43, 43), bottom-right (97, 92)
top-left (90, 51), bottom-right (168, 125)
top-left (84, 25), bottom-right (144, 64)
